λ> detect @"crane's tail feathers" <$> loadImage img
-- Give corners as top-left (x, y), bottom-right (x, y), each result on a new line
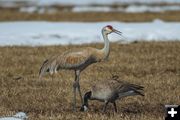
top-left (39, 59), bottom-right (50, 77)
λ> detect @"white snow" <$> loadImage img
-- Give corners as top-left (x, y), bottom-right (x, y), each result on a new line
top-left (125, 5), bottom-right (180, 13)
top-left (0, 20), bottom-right (180, 46)
top-left (19, 7), bottom-right (58, 14)
top-left (19, 6), bottom-right (38, 13)
top-left (72, 5), bottom-right (180, 13)
top-left (1, 0), bottom-right (180, 7)
top-left (37, 0), bottom-right (180, 5)
top-left (1, 0), bottom-right (180, 13)
top-left (0, 112), bottom-right (27, 120)
top-left (19, 5), bottom-right (180, 14)
top-left (72, 6), bottom-right (113, 12)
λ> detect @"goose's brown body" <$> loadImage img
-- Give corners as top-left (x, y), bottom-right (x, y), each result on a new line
top-left (91, 79), bottom-right (144, 102)
top-left (81, 76), bottom-right (144, 112)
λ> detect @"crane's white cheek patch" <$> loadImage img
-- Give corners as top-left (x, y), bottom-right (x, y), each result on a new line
top-left (105, 28), bottom-right (112, 32)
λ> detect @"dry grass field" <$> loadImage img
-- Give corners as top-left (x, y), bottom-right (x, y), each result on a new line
top-left (1, 8), bottom-right (180, 22)
top-left (0, 42), bottom-right (179, 120)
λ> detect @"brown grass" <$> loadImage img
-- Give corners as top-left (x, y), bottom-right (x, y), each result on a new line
top-left (0, 42), bottom-right (180, 119)
top-left (1, 9), bottom-right (180, 22)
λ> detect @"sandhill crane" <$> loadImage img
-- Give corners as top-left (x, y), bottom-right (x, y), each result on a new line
top-left (39, 25), bottom-right (122, 111)
top-left (80, 75), bottom-right (144, 112)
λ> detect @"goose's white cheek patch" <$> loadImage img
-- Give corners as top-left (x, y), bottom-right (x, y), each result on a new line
top-left (84, 106), bottom-right (88, 111)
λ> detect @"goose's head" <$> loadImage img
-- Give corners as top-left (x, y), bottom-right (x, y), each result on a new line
top-left (80, 91), bottom-right (92, 112)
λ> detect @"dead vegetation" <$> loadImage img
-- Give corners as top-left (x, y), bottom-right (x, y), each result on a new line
top-left (0, 42), bottom-right (179, 119)
top-left (1, 8), bottom-right (180, 22)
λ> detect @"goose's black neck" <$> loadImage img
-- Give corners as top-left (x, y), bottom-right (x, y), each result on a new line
top-left (83, 91), bottom-right (92, 107)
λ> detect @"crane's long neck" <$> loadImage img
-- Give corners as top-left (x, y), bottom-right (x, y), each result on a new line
top-left (101, 30), bottom-right (110, 60)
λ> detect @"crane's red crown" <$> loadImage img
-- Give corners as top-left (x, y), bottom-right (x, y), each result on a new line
top-left (106, 25), bottom-right (113, 30)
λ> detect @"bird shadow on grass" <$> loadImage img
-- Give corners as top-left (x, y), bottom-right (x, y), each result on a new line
top-left (85, 102), bottom-right (164, 117)
top-left (13, 102), bottom-right (164, 118)
top-left (120, 102), bottom-right (164, 116)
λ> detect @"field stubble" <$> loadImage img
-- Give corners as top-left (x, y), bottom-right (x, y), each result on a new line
top-left (1, 8), bottom-right (180, 22)
top-left (0, 42), bottom-right (180, 119)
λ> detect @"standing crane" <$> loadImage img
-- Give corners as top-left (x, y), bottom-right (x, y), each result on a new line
top-left (39, 25), bottom-right (122, 111)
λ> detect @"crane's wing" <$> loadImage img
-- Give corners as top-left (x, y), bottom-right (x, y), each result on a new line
top-left (56, 50), bottom-right (96, 69)
top-left (39, 49), bottom-right (96, 78)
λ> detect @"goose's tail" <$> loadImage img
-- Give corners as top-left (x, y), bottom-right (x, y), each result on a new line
top-left (128, 83), bottom-right (144, 96)
top-left (118, 83), bottom-right (144, 98)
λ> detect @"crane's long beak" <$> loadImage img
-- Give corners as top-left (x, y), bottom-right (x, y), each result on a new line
top-left (113, 29), bottom-right (122, 35)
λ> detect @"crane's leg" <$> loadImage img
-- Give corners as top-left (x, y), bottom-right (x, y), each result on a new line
top-left (51, 74), bottom-right (54, 81)
top-left (102, 101), bottom-right (109, 113)
top-left (73, 72), bottom-right (78, 111)
top-left (76, 70), bottom-right (83, 104)
top-left (113, 101), bottom-right (117, 113)
top-left (73, 70), bottom-right (83, 111)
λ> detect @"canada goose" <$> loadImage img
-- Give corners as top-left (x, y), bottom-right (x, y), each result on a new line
top-left (80, 75), bottom-right (144, 112)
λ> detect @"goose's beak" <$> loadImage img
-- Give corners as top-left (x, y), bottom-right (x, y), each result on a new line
top-left (113, 29), bottom-right (122, 35)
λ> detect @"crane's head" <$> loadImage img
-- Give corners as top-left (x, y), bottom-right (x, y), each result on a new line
top-left (103, 25), bottom-right (122, 35)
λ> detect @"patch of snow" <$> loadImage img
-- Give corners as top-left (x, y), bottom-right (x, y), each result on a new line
top-left (72, 5), bottom-right (180, 13)
top-left (0, 20), bottom-right (180, 46)
top-left (19, 6), bottom-right (38, 13)
top-left (1, 0), bottom-right (180, 7)
top-left (72, 6), bottom-right (112, 12)
top-left (125, 5), bottom-right (180, 13)
top-left (19, 7), bottom-right (59, 14)
top-left (37, 0), bottom-right (180, 6)
top-left (0, 112), bottom-right (27, 120)
top-left (19, 5), bottom-right (180, 14)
